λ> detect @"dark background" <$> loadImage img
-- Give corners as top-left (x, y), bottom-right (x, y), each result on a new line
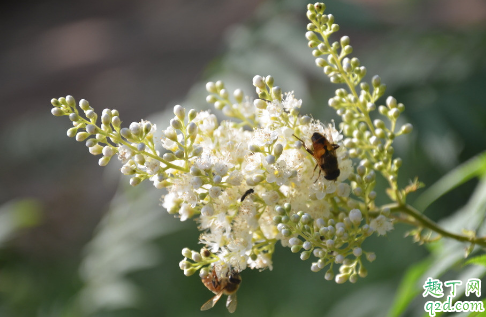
top-left (1, 0), bottom-right (485, 316)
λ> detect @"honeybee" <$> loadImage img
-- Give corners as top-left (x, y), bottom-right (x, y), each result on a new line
top-left (201, 268), bottom-right (241, 313)
top-left (240, 188), bottom-right (254, 202)
top-left (293, 132), bottom-right (340, 181)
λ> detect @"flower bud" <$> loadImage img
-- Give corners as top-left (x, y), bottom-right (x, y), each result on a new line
top-left (51, 108), bottom-right (64, 116)
top-left (401, 123), bottom-right (413, 134)
top-left (102, 146), bottom-right (115, 157)
top-left (184, 268), bottom-right (197, 276)
top-left (188, 109), bottom-right (197, 121)
top-left (66, 95), bottom-right (75, 107)
top-left (190, 166), bottom-right (202, 176)
top-left (130, 177), bottom-right (141, 186)
top-left (76, 132), bottom-right (89, 142)
top-left (201, 205), bottom-right (214, 217)
top-left (272, 86), bottom-right (282, 101)
top-left (98, 156), bottom-right (111, 166)
top-left (335, 273), bottom-right (348, 284)
top-left (206, 82), bottom-right (217, 93)
top-left (386, 96), bottom-right (397, 108)
top-left (170, 118), bottom-right (182, 130)
top-left (349, 209), bottom-right (362, 225)
top-left (163, 153), bottom-right (176, 161)
top-left (112, 116), bottom-right (121, 128)
top-left (129, 122), bottom-right (142, 135)
top-left (372, 75), bottom-right (381, 88)
top-left (187, 122), bottom-right (197, 136)
top-left (174, 105), bottom-right (185, 120)
top-left (199, 267), bottom-right (209, 278)
top-left (252, 75), bottom-right (265, 89)
top-left (192, 146), bottom-right (203, 156)
top-left (291, 245), bottom-right (302, 253)
top-left (143, 122), bottom-right (152, 134)
top-left (206, 95), bottom-right (217, 104)
top-left (209, 186), bottom-right (222, 198)
top-left (300, 251), bottom-right (311, 260)
top-left (121, 165), bottom-right (136, 175)
top-left (252, 174), bottom-right (264, 183)
top-left (254, 99), bottom-right (267, 109)
top-left (134, 154), bottom-right (145, 165)
top-left (89, 144), bottom-right (103, 155)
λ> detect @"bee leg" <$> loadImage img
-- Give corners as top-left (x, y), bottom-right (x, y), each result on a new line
top-left (311, 164), bottom-right (318, 179)
top-left (292, 134), bottom-right (314, 156)
top-left (314, 168), bottom-right (321, 183)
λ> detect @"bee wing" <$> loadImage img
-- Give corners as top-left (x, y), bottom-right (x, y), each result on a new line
top-left (226, 293), bottom-right (237, 313)
top-left (201, 291), bottom-right (224, 311)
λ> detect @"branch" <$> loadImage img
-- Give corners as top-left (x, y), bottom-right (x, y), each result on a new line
top-left (385, 203), bottom-right (486, 248)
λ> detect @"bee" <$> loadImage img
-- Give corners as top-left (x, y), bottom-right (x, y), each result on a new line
top-left (240, 188), bottom-right (254, 202)
top-left (201, 268), bottom-right (241, 313)
top-left (293, 132), bottom-right (340, 182)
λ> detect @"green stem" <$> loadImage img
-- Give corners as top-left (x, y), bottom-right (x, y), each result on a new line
top-left (385, 203), bottom-right (486, 247)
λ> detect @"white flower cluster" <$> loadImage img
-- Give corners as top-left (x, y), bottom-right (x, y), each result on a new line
top-left (171, 76), bottom-right (394, 283)
top-left (50, 72), bottom-right (397, 284)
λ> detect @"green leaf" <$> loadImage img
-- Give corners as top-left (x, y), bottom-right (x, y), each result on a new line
top-left (415, 152), bottom-right (486, 211)
top-left (464, 254), bottom-right (486, 267)
top-left (388, 258), bottom-right (432, 317)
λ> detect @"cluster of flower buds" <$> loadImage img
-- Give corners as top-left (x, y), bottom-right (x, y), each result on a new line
top-left (273, 202), bottom-right (376, 283)
top-left (306, 2), bottom-right (414, 205)
top-left (50, 95), bottom-right (186, 188)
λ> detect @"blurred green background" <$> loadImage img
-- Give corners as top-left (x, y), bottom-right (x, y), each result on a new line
top-left (1, 0), bottom-right (486, 316)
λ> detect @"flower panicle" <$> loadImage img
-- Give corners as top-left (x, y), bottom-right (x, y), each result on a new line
top-left (49, 2), bottom-right (424, 293)
top-left (305, 2), bottom-right (415, 205)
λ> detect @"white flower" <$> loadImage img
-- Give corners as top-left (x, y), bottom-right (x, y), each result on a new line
top-left (239, 199), bottom-right (258, 230)
top-left (262, 190), bottom-right (280, 206)
top-left (201, 205), bottom-right (214, 217)
top-left (214, 161), bottom-right (229, 176)
top-left (190, 176), bottom-right (202, 189)
top-left (252, 128), bottom-right (279, 147)
top-left (282, 91), bottom-right (302, 111)
top-left (179, 204), bottom-right (193, 221)
top-left (196, 154), bottom-right (213, 171)
top-left (195, 111), bottom-right (218, 134)
top-left (117, 145), bottom-right (133, 164)
top-left (162, 192), bottom-right (181, 214)
top-left (209, 186), bottom-right (222, 199)
top-left (370, 215), bottom-right (394, 236)
top-left (337, 183), bottom-right (350, 197)
top-left (144, 158), bottom-right (160, 175)
top-left (226, 170), bottom-right (243, 186)
top-left (161, 127), bottom-right (179, 152)
top-left (200, 231), bottom-right (226, 253)
top-left (266, 160), bottom-right (293, 186)
top-left (238, 97), bottom-right (256, 118)
top-left (248, 253), bottom-right (273, 271)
